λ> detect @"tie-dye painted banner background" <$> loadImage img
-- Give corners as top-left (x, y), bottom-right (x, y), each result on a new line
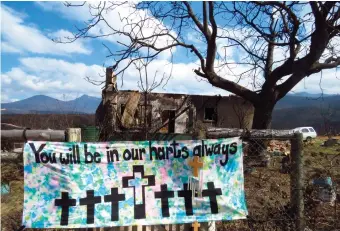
top-left (23, 137), bottom-right (248, 228)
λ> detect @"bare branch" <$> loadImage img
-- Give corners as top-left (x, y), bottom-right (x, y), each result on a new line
top-left (64, 1), bottom-right (86, 7)
top-left (183, 2), bottom-right (211, 39)
top-left (59, 1), bottom-right (340, 129)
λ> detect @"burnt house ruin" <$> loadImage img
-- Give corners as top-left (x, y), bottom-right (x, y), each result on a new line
top-left (96, 68), bottom-right (254, 139)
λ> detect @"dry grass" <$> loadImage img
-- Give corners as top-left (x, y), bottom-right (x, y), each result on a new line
top-left (303, 138), bottom-right (340, 230)
top-left (1, 163), bottom-right (24, 231)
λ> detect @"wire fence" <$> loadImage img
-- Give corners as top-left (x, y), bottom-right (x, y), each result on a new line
top-left (218, 137), bottom-right (339, 231)
top-left (1, 130), bottom-right (339, 231)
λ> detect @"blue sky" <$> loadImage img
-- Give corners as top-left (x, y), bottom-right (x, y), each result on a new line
top-left (1, 2), bottom-right (339, 103)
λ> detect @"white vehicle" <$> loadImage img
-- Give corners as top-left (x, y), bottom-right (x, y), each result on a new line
top-left (293, 127), bottom-right (317, 141)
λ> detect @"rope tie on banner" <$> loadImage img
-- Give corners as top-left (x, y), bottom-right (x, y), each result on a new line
top-left (240, 128), bottom-right (251, 140)
top-left (17, 225), bottom-right (25, 231)
top-left (64, 130), bottom-right (68, 142)
top-left (188, 156), bottom-right (204, 231)
top-left (247, 215), bottom-right (255, 231)
top-left (22, 128), bottom-right (30, 143)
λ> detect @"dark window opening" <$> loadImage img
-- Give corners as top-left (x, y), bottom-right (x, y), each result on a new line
top-left (204, 108), bottom-right (217, 121)
top-left (121, 104), bottom-right (125, 115)
top-left (162, 110), bottom-right (176, 133)
top-left (188, 107), bottom-right (194, 129)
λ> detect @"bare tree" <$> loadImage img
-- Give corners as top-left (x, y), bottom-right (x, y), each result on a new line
top-left (134, 49), bottom-right (170, 138)
top-left (319, 104), bottom-right (336, 138)
top-left (232, 99), bottom-right (253, 129)
top-left (60, 1), bottom-right (340, 129)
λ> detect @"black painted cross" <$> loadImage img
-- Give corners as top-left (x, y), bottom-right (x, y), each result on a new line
top-left (178, 183), bottom-right (195, 216)
top-left (55, 192), bottom-right (76, 226)
top-left (104, 188), bottom-right (125, 221)
top-left (202, 182), bottom-right (222, 214)
top-left (122, 165), bottom-right (155, 219)
top-left (154, 184), bottom-right (175, 217)
top-left (79, 190), bottom-right (101, 224)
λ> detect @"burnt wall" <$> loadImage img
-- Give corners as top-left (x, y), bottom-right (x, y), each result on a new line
top-left (99, 91), bottom-right (192, 134)
top-left (97, 90), bottom-right (254, 137)
top-left (190, 95), bottom-right (254, 129)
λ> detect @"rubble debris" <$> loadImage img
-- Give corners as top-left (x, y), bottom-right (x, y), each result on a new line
top-left (267, 140), bottom-right (291, 156)
top-left (318, 188), bottom-right (336, 205)
top-left (312, 177), bottom-right (332, 187)
top-left (323, 138), bottom-right (338, 147)
top-left (1, 183), bottom-right (10, 195)
top-left (244, 153), bottom-right (271, 167)
top-left (244, 167), bottom-right (254, 174)
top-left (312, 177), bottom-right (336, 206)
top-left (280, 155), bottom-right (290, 174)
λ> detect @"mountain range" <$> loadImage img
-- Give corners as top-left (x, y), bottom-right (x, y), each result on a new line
top-left (275, 93), bottom-right (340, 109)
top-left (272, 93), bottom-right (340, 132)
top-left (1, 95), bottom-right (101, 114)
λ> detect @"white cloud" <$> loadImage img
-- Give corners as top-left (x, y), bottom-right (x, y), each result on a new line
top-left (2, 55), bottom-right (339, 104)
top-left (2, 57), bottom-right (104, 102)
top-left (1, 42), bottom-right (22, 53)
top-left (115, 58), bottom-right (253, 96)
top-left (35, 2), bottom-right (90, 22)
top-left (1, 85), bottom-right (18, 103)
top-left (36, 1), bottom-right (176, 60)
top-left (1, 74), bottom-right (12, 84)
top-left (119, 57), bottom-right (340, 96)
top-left (1, 5), bottom-right (91, 55)
top-left (1, 56), bottom-right (236, 103)
top-left (292, 68), bottom-right (340, 94)
top-left (1, 93), bottom-right (18, 103)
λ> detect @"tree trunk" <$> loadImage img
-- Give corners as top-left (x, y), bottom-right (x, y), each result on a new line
top-left (249, 103), bottom-right (275, 159)
top-left (144, 92), bottom-right (148, 140)
top-left (252, 103), bottom-right (275, 129)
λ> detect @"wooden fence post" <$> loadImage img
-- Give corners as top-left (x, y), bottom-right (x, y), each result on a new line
top-left (66, 128), bottom-right (81, 142)
top-left (290, 133), bottom-right (305, 231)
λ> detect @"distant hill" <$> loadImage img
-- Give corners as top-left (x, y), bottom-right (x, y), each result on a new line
top-left (276, 93), bottom-right (340, 109)
top-left (1, 95), bottom-right (101, 114)
top-left (272, 106), bottom-right (340, 134)
top-left (287, 91), bottom-right (334, 97)
top-left (272, 93), bottom-right (340, 134)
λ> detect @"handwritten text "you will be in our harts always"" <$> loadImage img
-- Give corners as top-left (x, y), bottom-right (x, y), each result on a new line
top-left (29, 140), bottom-right (238, 167)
